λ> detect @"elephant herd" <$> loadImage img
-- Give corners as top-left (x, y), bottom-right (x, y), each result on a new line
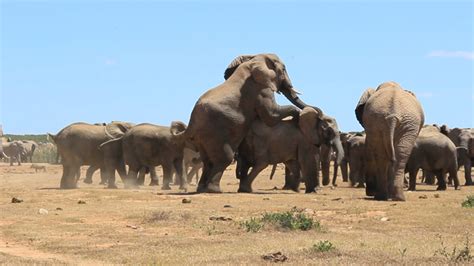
top-left (1, 140), bottom-right (39, 166)
top-left (39, 53), bottom-right (472, 201)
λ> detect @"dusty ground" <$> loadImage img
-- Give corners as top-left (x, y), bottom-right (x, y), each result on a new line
top-left (0, 162), bottom-right (473, 265)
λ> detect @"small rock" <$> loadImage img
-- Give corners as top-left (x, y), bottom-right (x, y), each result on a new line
top-left (11, 197), bottom-right (23, 203)
top-left (78, 200), bottom-right (86, 204)
top-left (262, 251), bottom-right (288, 262)
top-left (126, 224), bottom-right (138, 229)
top-left (434, 194), bottom-right (440, 198)
top-left (263, 198), bottom-right (270, 201)
top-left (209, 216), bottom-right (232, 221)
top-left (419, 195), bottom-right (428, 199)
top-left (223, 204), bottom-right (232, 208)
top-left (38, 208), bottom-right (49, 215)
top-left (56, 207), bottom-right (63, 211)
top-left (182, 198), bottom-right (192, 204)
top-left (380, 217), bottom-right (390, 222)
top-left (330, 186), bottom-right (335, 190)
top-left (332, 197), bottom-right (342, 201)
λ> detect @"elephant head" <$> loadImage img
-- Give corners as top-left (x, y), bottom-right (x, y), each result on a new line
top-left (355, 88), bottom-right (375, 127)
top-left (298, 107), bottom-right (344, 164)
top-left (223, 54), bottom-right (317, 111)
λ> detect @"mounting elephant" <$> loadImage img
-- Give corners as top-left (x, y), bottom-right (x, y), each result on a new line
top-left (3, 141), bottom-right (24, 166)
top-left (108, 123), bottom-right (189, 191)
top-left (405, 125), bottom-right (460, 191)
top-left (440, 125), bottom-right (473, 186)
top-left (235, 107), bottom-right (343, 193)
top-left (355, 81), bottom-right (424, 201)
top-left (48, 122), bottom-right (133, 189)
top-left (171, 53), bottom-right (316, 193)
top-left (20, 140), bottom-right (38, 163)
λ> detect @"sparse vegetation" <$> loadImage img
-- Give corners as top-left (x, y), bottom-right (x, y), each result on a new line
top-left (241, 207), bottom-right (320, 232)
top-left (311, 240), bottom-right (335, 253)
top-left (241, 217), bottom-right (264, 233)
top-left (461, 195), bottom-right (474, 208)
top-left (143, 211), bottom-right (171, 223)
top-left (434, 234), bottom-right (473, 262)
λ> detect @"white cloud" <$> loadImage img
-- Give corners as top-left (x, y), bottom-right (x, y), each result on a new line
top-left (427, 50), bottom-right (474, 60)
top-left (105, 59), bottom-right (117, 65)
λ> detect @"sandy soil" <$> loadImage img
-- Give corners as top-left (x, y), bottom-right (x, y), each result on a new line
top-left (0, 162), bottom-right (473, 265)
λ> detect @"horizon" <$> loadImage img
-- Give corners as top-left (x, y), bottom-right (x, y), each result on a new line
top-left (1, 1), bottom-right (473, 135)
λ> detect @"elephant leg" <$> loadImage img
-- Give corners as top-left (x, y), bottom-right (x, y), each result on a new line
top-left (300, 155), bottom-right (318, 193)
top-left (162, 164), bottom-right (173, 190)
top-left (341, 160), bottom-right (349, 182)
top-left (435, 171), bottom-right (447, 191)
top-left (238, 162), bottom-right (267, 193)
top-left (99, 167), bottom-right (108, 185)
top-left (283, 161), bottom-right (300, 192)
top-left (60, 164), bottom-right (79, 189)
top-left (202, 143), bottom-right (234, 193)
top-left (464, 160), bottom-right (473, 186)
top-left (425, 171), bottom-right (435, 185)
top-left (83, 166), bottom-right (97, 184)
top-left (137, 167), bottom-right (146, 186)
top-left (149, 167), bottom-right (159, 186)
top-left (332, 162), bottom-right (338, 186)
top-left (373, 155), bottom-right (389, 201)
top-left (408, 168), bottom-right (418, 191)
top-left (174, 158), bottom-right (187, 191)
top-left (123, 166), bottom-right (139, 189)
top-left (448, 166), bottom-right (460, 190)
top-left (321, 160), bottom-right (330, 186)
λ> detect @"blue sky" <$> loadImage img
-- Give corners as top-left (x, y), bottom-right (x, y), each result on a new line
top-left (1, 0), bottom-right (472, 134)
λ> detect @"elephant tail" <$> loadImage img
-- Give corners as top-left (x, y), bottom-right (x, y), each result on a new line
top-left (99, 137), bottom-right (122, 150)
top-left (385, 115), bottom-right (398, 163)
top-left (269, 164), bottom-right (277, 180)
top-left (47, 133), bottom-right (57, 144)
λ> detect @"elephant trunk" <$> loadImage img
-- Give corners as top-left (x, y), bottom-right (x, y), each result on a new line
top-left (280, 87), bottom-right (323, 113)
top-left (331, 136), bottom-right (344, 165)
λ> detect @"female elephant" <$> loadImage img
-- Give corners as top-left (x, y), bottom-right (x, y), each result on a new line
top-left (3, 141), bottom-right (24, 166)
top-left (405, 125), bottom-right (460, 191)
top-left (355, 81), bottom-right (424, 201)
top-left (440, 126), bottom-right (473, 186)
top-left (20, 140), bottom-right (37, 163)
top-left (171, 54), bottom-right (316, 193)
top-left (346, 133), bottom-right (367, 188)
top-left (235, 107), bottom-right (344, 193)
top-left (117, 123), bottom-right (189, 191)
top-left (48, 122), bottom-right (133, 189)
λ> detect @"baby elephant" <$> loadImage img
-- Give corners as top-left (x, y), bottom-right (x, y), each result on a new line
top-left (405, 125), bottom-right (460, 191)
top-left (30, 164), bottom-right (47, 173)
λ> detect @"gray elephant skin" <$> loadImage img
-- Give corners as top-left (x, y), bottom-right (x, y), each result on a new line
top-left (20, 140), bottom-right (38, 163)
top-left (3, 141), bottom-right (25, 166)
top-left (48, 122), bottom-right (133, 189)
top-left (171, 53), bottom-right (316, 193)
top-left (405, 125), bottom-right (460, 191)
top-left (355, 81), bottom-right (424, 201)
top-left (440, 125), bottom-right (473, 186)
top-left (235, 107), bottom-right (344, 193)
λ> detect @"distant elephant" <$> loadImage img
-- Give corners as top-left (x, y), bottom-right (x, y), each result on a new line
top-left (171, 54), bottom-right (315, 193)
top-left (48, 121), bottom-right (133, 189)
top-left (113, 123), bottom-right (189, 191)
top-left (355, 81), bottom-right (424, 201)
top-left (405, 125), bottom-right (460, 191)
top-left (440, 126), bottom-right (473, 186)
top-left (235, 107), bottom-right (344, 193)
top-left (0, 137), bottom-right (9, 160)
top-left (3, 141), bottom-right (25, 166)
top-left (20, 140), bottom-right (38, 163)
top-left (346, 133), bottom-right (367, 187)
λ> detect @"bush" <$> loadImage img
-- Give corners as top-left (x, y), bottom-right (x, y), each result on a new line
top-left (461, 195), bottom-right (474, 208)
top-left (241, 217), bottom-right (264, 233)
top-left (311, 240), bottom-right (335, 253)
top-left (241, 207), bottom-right (320, 232)
top-left (434, 234), bottom-right (472, 262)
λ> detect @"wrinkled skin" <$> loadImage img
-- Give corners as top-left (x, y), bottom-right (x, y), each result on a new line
top-left (118, 123), bottom-right (188, 191)
top-left (171, 54), bottom-right (314, 193)
top-left (346, 133), bottom-right (367, 188)
top-left (235, 107), bottom-right (344, 193)
top-left (20, 140), bottom-right (38, 163)
top-left (49, 122), bottom-right (133, 189)
top-left (405, 125), bottom-right (460, 191)
top-left (3, 141), bottom-right (25, 166)
top-left (440, 126), bottom-right (474, 186)
top-left (355, 81), bottom-right (424, 201)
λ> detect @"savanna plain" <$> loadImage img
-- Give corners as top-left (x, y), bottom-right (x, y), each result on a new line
top-left (0, 163), bottom-right (473, 265)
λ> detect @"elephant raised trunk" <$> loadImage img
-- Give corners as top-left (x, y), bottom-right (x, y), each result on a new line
top-left (280, 88), bottom-right (323, 114)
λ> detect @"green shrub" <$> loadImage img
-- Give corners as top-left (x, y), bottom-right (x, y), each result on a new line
top-left (241, 217), bottom-right (264, 233)
top-left (434, 234), bottom-right (472, 262)
top-left (241, 207), bottom-right (320, 232)
top-left (461, 195), bottom-right (474, 208)
top-left (311, 240), bottom-right (335, 253)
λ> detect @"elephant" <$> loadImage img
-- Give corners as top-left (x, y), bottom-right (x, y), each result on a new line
top-left (136, 166), bottom-right (159, 186)
top-left (345, 133), bottom-right (367, 187)
top-left (171, 53), bottom-right (316, 193)
top-left (19, 140), bottom-right (38, 163)
top-left (109, 123), bottom-right (189, 191)
top-left (3, 141), bottom-right (25, 166)
top-left (405, 125), bottom-right (460, 191)
top-left (440, 125), bottom-right (474, 186)
top-left (355, 81), bottom-right (424, 201)
top-left (235, 107), bottom-right (344, 193)
top-left (48, 121), bottom-right (133, 189)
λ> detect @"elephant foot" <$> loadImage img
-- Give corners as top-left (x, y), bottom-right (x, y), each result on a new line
top-left (99, 181), bottom-right (107, 185)
top-left (237, 186), bottom-right (252, 193)
top-left (408, 187), bottom-right (416, 191)
top-left (436, 186), bottom-right (447, 191)
top-left (161, 185), bottom-right (172, 190)
top-left (149, 180), bottom-right (159, 186)
top-left (374, 193), bottom-right (388, 201)
top-left (464, 181), bottom-right (474, 186)
top-left (203, 183), bottom-right (222, 193)
top-left (107, 184), bottom-right (118, 189)
top-left (60, 184), bottom-right (77, 189)
top-left (332, 183), bottom-right (338, 187)
top-left (281, 185), bottom-right (292, 190)
top-left (179, 185), bottom-right (188, 191)
top-left (390, 195), bottom-right (406, 201)
top-left (83, 178), bottom-right (93, 184)
top-left (356, 183), bottom-right (365, 188)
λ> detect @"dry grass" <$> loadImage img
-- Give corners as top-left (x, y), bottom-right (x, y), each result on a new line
top-left (0, 162), bottom-right (473, 265)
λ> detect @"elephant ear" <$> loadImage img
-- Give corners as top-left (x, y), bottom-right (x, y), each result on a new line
top-left (355, 88), bottom-right (375, 128)
top-left (456, 146), bottom-right (468, 165)
top-left (224, 55), bottom-right (255, 80)
top-left (299, 107), bottom-right (323, 145)
top-left (105, 122), bottom-right (131, 138)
